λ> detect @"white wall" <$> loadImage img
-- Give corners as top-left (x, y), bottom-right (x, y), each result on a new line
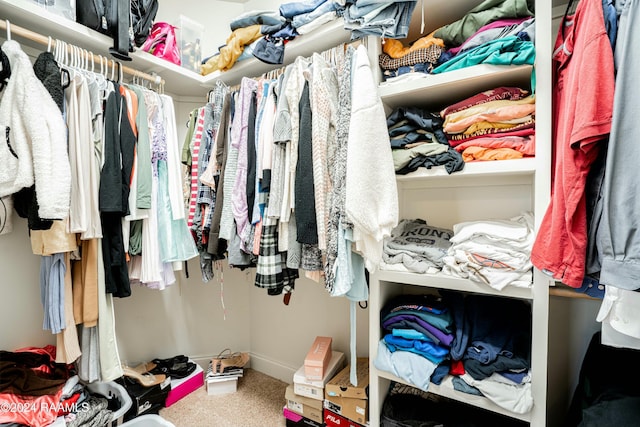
top-left (0, 216), bottom-right (56, 350)
top-left (243, 0), bottom-right (283, 12)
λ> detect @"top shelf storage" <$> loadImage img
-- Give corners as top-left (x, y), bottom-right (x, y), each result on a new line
top-left (0, 0), bottom-right (353, 96)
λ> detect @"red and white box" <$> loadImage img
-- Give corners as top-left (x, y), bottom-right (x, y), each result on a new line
top-left (324, 408), bottom-right (365, 427)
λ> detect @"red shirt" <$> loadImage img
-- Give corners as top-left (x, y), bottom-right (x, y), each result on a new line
top-left (531, 0), bottom-right (615, 287)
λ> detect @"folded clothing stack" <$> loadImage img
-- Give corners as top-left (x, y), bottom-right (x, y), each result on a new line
top-left (442, 212), bottom-right (535, 290)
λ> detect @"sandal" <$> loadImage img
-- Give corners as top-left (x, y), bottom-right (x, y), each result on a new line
top-left (122, 366), bottom-right (166, 387)
top-left (212, 349), bottom-right (250, 374)
top-left (132, 361), bottom-right (157, 374)
top-left (134, 356), bottom-right (197, 379)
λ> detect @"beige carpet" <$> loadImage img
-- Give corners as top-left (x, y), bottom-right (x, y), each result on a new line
top-left (160, 368), bottom-right (288, 427)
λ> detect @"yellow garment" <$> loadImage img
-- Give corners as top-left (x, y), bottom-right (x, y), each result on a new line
top-left (463, 120), bottom-right (524, 136)
top-left (201, 25), bottom-right (262, 75)
top-left (445, 104), bottom-right (536, 133)
top-left (443, 95), bottom-right (536, 127)
top-left (382, 31), bottom-right (445, 58)
top-left (462, 146), bottom-right (524, 161)
top-left (72, 239), bottom-right (99, 327)
top-left (30, 219), bottom-right (78, 256)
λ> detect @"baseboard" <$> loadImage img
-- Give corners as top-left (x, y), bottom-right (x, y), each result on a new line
top-left (248, 352), bottom-right (297, 383)
top-left (189, 353), bottom-right (296, 384)
top-left (191, 353), bottom-right (297, 384)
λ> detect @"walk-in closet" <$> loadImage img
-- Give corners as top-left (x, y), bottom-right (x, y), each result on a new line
top-left (0, 0), bottom-right (634, 426)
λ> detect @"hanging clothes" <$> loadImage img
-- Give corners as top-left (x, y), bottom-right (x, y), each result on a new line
top-left (100, 82), bottom-right (135, 298)
top-left (0, 40), bottom-right (71, 221)
top-left (531, 0), bottom-right (615, 288)
top-left (596, 0), bottom-right (640, 290)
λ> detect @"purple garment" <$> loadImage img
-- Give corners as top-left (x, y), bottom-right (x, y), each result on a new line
top-left (448, 17), bottom-right (530, 55)
top-left (382, 313), bottom-right (454, 347)
top-left (231, 77), bottom-right (258, 251)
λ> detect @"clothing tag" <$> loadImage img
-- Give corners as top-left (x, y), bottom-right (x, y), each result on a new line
top-left (283, 291), bottom-right (291, 305)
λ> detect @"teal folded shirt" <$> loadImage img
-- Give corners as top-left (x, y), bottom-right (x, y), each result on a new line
top-left (432, 36), bottom-right (535, 74)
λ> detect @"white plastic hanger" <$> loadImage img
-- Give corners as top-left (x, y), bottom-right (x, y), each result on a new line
top-left (5, 20), bottom-right (10, 41)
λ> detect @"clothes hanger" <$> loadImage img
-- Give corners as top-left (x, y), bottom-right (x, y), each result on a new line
top-left (0, 47), bottom-right (11, 92)
top-left (56, 40), bottom-right (71, 90)
top-left (5, 20), bottom-right (11, 41)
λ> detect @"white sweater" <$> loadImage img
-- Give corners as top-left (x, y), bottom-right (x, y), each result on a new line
top-left (0, 40), bottom-right (70, 220)
top-left (345, 45), bottom-right (399, 271)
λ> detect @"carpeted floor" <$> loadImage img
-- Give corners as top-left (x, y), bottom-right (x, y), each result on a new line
top-left (159, 368), bottom-right (288, 427)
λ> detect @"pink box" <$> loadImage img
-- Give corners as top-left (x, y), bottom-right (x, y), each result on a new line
top-left (165, 361), bottom-right (204, 407)
top-left (304, 336), bottom-right (332, 380)
top-left (283, 406), bottom-right (304, 422)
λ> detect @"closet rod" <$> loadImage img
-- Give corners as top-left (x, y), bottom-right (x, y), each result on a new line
top-left (549, 287), bottom-right (599, 300)
top-left (0, 19), bottom-right (164, 86)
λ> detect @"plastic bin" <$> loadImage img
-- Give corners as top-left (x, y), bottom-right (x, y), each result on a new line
top-left (121, 414), bottom-right (176, 427)
top-left (176, 15), bottom-right (203, 73)
top-left (86, 381), bottom-right (133, 426)
top-left (31, 0), bottom-right (76, 21)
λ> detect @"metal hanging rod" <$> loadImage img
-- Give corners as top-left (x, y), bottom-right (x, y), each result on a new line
top-left (0, 18), bottom-right (163, 87)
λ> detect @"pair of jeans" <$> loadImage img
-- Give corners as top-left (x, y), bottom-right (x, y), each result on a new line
top-left (344, 0), bottom-right (416, 39)
top-left (280, 0), bottom-right (328, 19)
top-left (292, 1), bottom-right (343, 28)
top-left (230, 11), bottom-right (286, 31)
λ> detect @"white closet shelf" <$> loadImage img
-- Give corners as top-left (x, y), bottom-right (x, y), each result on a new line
top-left (378, 64), bottom-right (533, 110)
top-left (375, 270), bottom-right (533, 300)
top-left (372, 366), bottom-right (532, 423)
top-left (395, 157), bottom-right (536, 185)
top-left (201, 18), bottom-right (353, 87)
top-left (0, 0), bottom-right (355, 96)
top-left (0, 0), bottom-right (212, 96)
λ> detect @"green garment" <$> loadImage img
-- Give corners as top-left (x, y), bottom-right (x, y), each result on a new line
top-left (129, 220), bottom-right (143, 256)
top-left (434, 0), bottom-right (534, 47)
top-left (432, 36), bottom-right (535, 74)
top-left (129, 86), bottom-right (152, 210)
top-left (181, 108), bottom-right (198, 166)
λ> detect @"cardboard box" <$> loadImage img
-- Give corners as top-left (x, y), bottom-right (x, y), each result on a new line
top-left (304, 336), bottom-right (333, 380)
top-left (324, 396), bottom-right (368, 425)
top-left (294, 351), bottom-right (346, 401)
top-left (285, 385), bottom-right (323, 424)
top-left (165, 361), bottom-right (204, 407)
top-left (206, 375), bottom-right (238, 395)
top-left (283, 406), bottom-right (324, 427)
top-left (325, 358), bottom-right (369, 400)
top-left (324, 409), bottom-right (365, 427)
